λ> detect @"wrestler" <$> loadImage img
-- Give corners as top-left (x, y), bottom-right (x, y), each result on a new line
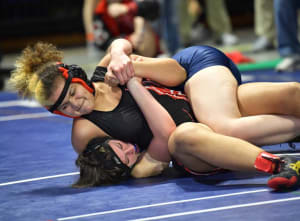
top-left (9, 40), bottom-right (300, 158)
top-left (11, 43), bottom-right (298, 190)
top-left (103, 39), bottom-right (300, 146)
top-left (72, 76), bottom-right (300, 191)
top-left (9, 41), bottom-right (300, 191)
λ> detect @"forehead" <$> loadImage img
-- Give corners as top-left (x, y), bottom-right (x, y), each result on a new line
top-left (109, 140), bottom-right (125, 155)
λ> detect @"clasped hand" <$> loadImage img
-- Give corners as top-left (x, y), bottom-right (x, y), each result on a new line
top-left (105, 54), bottom-right (143, 86)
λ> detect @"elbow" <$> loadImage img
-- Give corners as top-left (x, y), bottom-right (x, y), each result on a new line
top-left (170, 59), bottom-right (187, 86)
top-left (162, 124), bottom-right (177, 140)
top-left (176, 66), bottom-right (187, 86)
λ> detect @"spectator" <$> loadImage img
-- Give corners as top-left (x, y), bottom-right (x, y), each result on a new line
top-left (252, 0), bottom-right (275, 52)
top-left (82, 0), bottom-right (161, 57)
top-left (157, 0), bottom-right (181, 55)
top-left (274, 0), bottom-right (300, 72)
top-left (179, 0), bottom-right (238, 47)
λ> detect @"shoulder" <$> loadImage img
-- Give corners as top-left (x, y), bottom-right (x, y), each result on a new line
top-left (71, 117), bottom-right (109, 153)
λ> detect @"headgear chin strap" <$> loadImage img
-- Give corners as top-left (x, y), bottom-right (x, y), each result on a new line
top-left (47, 63), bottom-right (94, 118)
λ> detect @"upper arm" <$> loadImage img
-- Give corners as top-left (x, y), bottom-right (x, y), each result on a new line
top-left (71, 118), bottom-right (109, 153)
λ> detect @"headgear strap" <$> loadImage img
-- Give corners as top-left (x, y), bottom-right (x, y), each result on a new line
top-left (48, 71), bottom-right (73, 113)
top-left (47, 63), bottom-right (94, 118)
top-left (83, 137), bottom-right (132, 177)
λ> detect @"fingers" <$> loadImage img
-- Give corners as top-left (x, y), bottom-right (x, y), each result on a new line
top-left (108, 60), bottom-right (135, 85)
top-left (105, 71), bottom-right (119, 86)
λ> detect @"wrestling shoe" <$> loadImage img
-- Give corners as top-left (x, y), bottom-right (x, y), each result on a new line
top-left (268, 156), bottom-right (300, 190)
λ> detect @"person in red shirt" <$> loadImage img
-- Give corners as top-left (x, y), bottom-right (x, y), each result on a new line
top-left (83, 0), bottom-right (161, 57)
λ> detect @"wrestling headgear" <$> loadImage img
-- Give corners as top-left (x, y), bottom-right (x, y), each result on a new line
top-left (47, 63), bottom-right (94, 118)
top-left (83, 137), bottom-right (132, 178)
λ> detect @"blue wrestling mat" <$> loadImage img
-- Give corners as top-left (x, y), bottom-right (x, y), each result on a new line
top-left (1, 68), bottom-right (300, 221)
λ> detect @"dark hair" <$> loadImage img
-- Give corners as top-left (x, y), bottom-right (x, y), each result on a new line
top-left (72, 137), bottom-right (132, 188)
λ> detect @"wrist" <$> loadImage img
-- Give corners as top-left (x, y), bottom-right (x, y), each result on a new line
top-left (110, 39), bottom-right (133, 55)
top-left (127, 77), bottom-right (139, 88)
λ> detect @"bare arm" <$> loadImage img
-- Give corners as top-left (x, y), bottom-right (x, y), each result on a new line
top-left (98, 39), bottom-right (187, 87)
top-left (132, 56), bottom-right (187, 87)
top-left (71, 118), bottom-right (110, 154)
top-left (126, 78), bottom-right (176, 162)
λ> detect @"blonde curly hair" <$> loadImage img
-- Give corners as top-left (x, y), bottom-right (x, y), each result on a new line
top-left (9, 42), bottom-right (64, 106)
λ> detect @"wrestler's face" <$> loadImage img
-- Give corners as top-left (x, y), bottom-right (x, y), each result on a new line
top-left (109, 140), bottom-right (140, 167)
top-left (48, 76), bottom-right (95, 117)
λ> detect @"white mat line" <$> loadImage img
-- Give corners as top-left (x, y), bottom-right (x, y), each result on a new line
top-left (277, 153), bottom-right (300, 156)
top-left (0, 112), bottom-right (54, 121)
top-left (0, 172), bottom-right (79, 186)
top-left (0, 100), bottom-right (41, 108)
top-left (57, 189), bottom-right (269, 221)
top-left (130, 197), bottom-right (300, 221)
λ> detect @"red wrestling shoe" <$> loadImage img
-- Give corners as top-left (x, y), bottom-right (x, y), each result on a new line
top-left (268, 156), bottom-right (300, 190)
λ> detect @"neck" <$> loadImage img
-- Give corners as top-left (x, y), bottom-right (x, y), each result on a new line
top-left (93, 82), bottom-right (122, 111)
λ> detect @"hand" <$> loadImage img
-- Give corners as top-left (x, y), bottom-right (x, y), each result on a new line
top-left (106, 51), bottom-right (135, 85)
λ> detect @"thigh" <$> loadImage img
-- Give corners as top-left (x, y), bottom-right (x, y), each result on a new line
top-left (173, 154), bottom-right (218, 174)
top-left (238, 82), bottom-right (300, 116)
top-left (184, 65), bottom-right (241, 128)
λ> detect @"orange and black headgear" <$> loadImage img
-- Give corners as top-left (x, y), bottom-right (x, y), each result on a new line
top-left (47, 63), bottom-right (94, 118)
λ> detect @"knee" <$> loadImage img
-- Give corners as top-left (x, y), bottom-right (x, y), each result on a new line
top-left (168, 122), bottom-right (212, 156)
top-left (284, 82), bottom-right (300, 98)
top-left (280, 82), bottom-right (300, 113)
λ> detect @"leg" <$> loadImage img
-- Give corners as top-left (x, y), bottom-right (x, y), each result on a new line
top-left (254, 0), bottom-right (275, 40)
top-left (168, 122), bottom-right (300, 190)
top-left (168, 122), bottom-right (262, 172)
top-left (274, 0), bottom-right (300, 57)
top-left (238, 82), bottom-right (300, 117)
top-left (185, 66), bottom-right (300, 145)
top-left (205, 0), bottom-right (231, 36)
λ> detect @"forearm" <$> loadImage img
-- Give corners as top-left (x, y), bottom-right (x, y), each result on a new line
top-left (132, 58), bottom-right (187, 87)
top-left (127, 78), bottom-right (176, 141)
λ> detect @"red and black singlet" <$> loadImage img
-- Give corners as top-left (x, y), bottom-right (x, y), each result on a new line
top-left (82, 67), bottom-right (196, 152)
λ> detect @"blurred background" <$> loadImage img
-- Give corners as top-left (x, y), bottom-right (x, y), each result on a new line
top-left (0, 0), bottom-right (289, 90)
